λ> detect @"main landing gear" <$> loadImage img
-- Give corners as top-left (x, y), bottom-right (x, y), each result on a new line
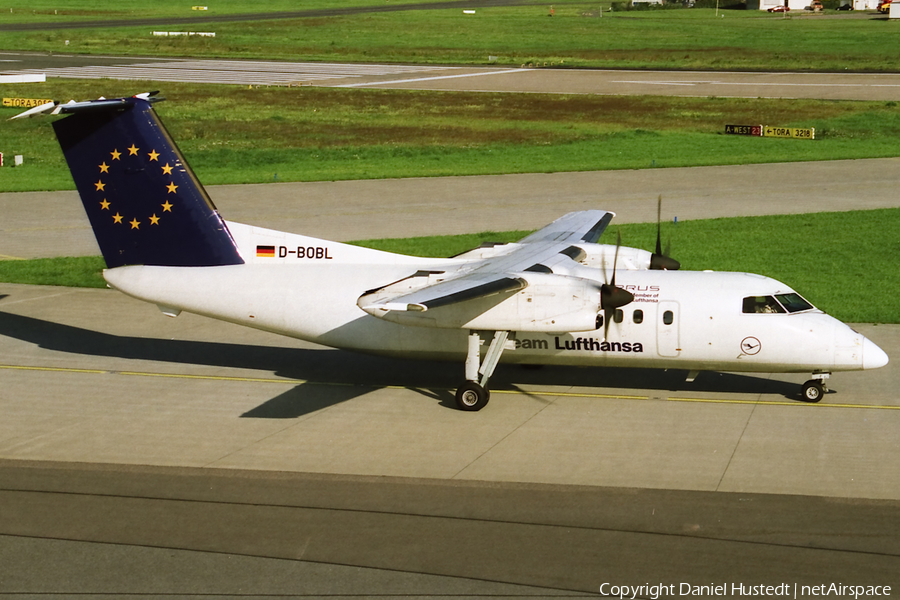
top-left (801, 372), bottom-right (830, 403)
top-left (456, 331), bottom-right (509, 411)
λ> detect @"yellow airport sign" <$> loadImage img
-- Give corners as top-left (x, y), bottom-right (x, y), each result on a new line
top-left (3, 98), bottom-right (53, 108)
top-left (763, 126), bottom-right (815, 140)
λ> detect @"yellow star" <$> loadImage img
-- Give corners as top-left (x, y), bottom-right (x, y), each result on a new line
top-left (148, 149), bottom-right (159, 162)
top-left (161, 200), bottom-right (173, 212)
top-left (99, 199), bottom-right (110, 210)
top-left (129, 218), bottom-right (140, 230)
top-left (161, 163), bottom-right (173, 175)
top-left (128, 144), bottom-right (139, 156)
top-left (110, 149), bottom-right (121, 161)
top-left (99, 162), bottom-right (109, 173)
top-left (112, 213), bottom-right (123, 224)
top-left (166, 182), bottom-right (178, 194)
top-left (95, 180), bottom-right (105, 192)
top-left (149, 214), bottom-right (160, 225)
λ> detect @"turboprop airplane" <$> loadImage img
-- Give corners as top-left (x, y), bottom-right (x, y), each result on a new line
top-left (14, 92), bottom-right (889, 411)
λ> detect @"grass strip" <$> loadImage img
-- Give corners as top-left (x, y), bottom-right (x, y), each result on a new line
top-left (2, 208), bottom-right (897, 324)
top-left (3, 82), bottom-right (900, 193)
top-left (3, 3), bottom-right (900, 72)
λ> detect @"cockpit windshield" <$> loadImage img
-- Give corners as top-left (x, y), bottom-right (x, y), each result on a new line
top-left (775, 293), bottom-right (814, 313)
top-left (742, 293), bottom-right (815, 314)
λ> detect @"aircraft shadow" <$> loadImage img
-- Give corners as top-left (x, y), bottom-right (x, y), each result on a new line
top-left (0, 310), bottom-right (805, 417)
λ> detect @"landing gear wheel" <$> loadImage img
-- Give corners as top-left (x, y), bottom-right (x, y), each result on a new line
top-left (801, 380), bottom-right (824, 403)
top-left (456, 381), bottom-right (490, 411)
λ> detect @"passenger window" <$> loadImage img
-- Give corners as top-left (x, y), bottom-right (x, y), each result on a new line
top-left (663, 310), bottom-right (673, 325)
top-left (633, 309), bottom-right (643, 324)
top-left (614, 309), bottom-right (624, 324)
top-left (743, 296), bottom-right (785, 314)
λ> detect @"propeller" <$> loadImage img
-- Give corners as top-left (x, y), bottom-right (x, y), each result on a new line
top-left (650, 195), bottom-right (681, 271)
top-left (599, 231), bottom-right (635, 340)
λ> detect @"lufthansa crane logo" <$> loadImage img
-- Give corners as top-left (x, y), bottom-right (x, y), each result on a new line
top-left (740, 337), bottom-right (761, 355)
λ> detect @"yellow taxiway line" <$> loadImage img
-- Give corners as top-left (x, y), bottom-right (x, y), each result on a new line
top-left (2, 363), bottom-right (898, 411)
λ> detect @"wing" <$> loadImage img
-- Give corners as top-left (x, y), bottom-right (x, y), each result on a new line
top-left (518, 210), bottom-right (614, 245)
top-left (359, 211), bottom-right (613, 318)
top-left (459, 209), bottom-right (614, 277)
top-left (360, 273), bottom-right (527, 314)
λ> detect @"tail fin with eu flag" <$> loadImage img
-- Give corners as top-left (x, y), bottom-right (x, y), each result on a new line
top-left (14, 92), bottom-right (244, 268)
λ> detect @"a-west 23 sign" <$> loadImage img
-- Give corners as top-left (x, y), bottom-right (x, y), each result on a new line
top-left (725, 124), bottom-right (762, 136)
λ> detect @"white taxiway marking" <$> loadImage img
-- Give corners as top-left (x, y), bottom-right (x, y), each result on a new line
top-left (614, 79), bottom-right (900, 88)
top-left (335, 68), bottom-right (525, 88)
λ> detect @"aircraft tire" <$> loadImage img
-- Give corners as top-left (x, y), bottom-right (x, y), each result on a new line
top-left (456, 381), bottom-right (490, 411)
top-left (801, 380), bottom-right (824, 403)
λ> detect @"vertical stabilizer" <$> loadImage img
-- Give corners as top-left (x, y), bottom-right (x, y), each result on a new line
top-left (50, 95), bottom-right (244, 268)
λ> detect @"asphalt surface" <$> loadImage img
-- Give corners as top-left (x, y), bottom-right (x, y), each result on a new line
top-left (2, 459), bottom-right (899, 596)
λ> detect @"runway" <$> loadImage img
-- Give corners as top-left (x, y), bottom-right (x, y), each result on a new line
top-left (4, 51), bottom-right (900, 100)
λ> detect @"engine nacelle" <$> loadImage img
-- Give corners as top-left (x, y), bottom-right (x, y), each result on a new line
top-left (568, 243), bottom-right (655, 271)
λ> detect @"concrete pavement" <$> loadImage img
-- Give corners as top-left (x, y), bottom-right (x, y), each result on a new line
top-left (1, 283), bottom-right (897, 498)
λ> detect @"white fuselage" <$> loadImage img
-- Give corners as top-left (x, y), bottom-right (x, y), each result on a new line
top-left (101, 221), bottom-right (887, 376)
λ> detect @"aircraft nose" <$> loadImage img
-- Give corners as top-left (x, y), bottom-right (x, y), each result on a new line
top-left (863, 336), bottom-right (889, 370)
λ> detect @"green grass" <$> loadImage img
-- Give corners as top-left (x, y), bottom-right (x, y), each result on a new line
top-left (3, 82), bottom-right (900, 192)
top-left (0, 256), bottom-right (107, 288)
top-left (2, 3), bottom-right (900, 71)
top-left (3, 208), bottom-right (897, 324)
top-left (0, 0), bottom-right (459, 21)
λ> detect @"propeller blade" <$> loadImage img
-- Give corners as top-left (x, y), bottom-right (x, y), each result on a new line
top-left (611, 230), bottom-right (621, 288)
top-left (650, 194), bottom-right (681, 270)
top-left (599, 230), bottom-right (634, 339)
top-left (655, 194), bottom-right (663, 257)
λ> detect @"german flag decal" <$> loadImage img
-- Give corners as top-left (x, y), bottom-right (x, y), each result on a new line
top-left (256, 245), bottom-right (276, 258)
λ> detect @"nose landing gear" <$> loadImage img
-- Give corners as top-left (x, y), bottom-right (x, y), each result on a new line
top-left (801, 373), bottom-right (830, 403)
